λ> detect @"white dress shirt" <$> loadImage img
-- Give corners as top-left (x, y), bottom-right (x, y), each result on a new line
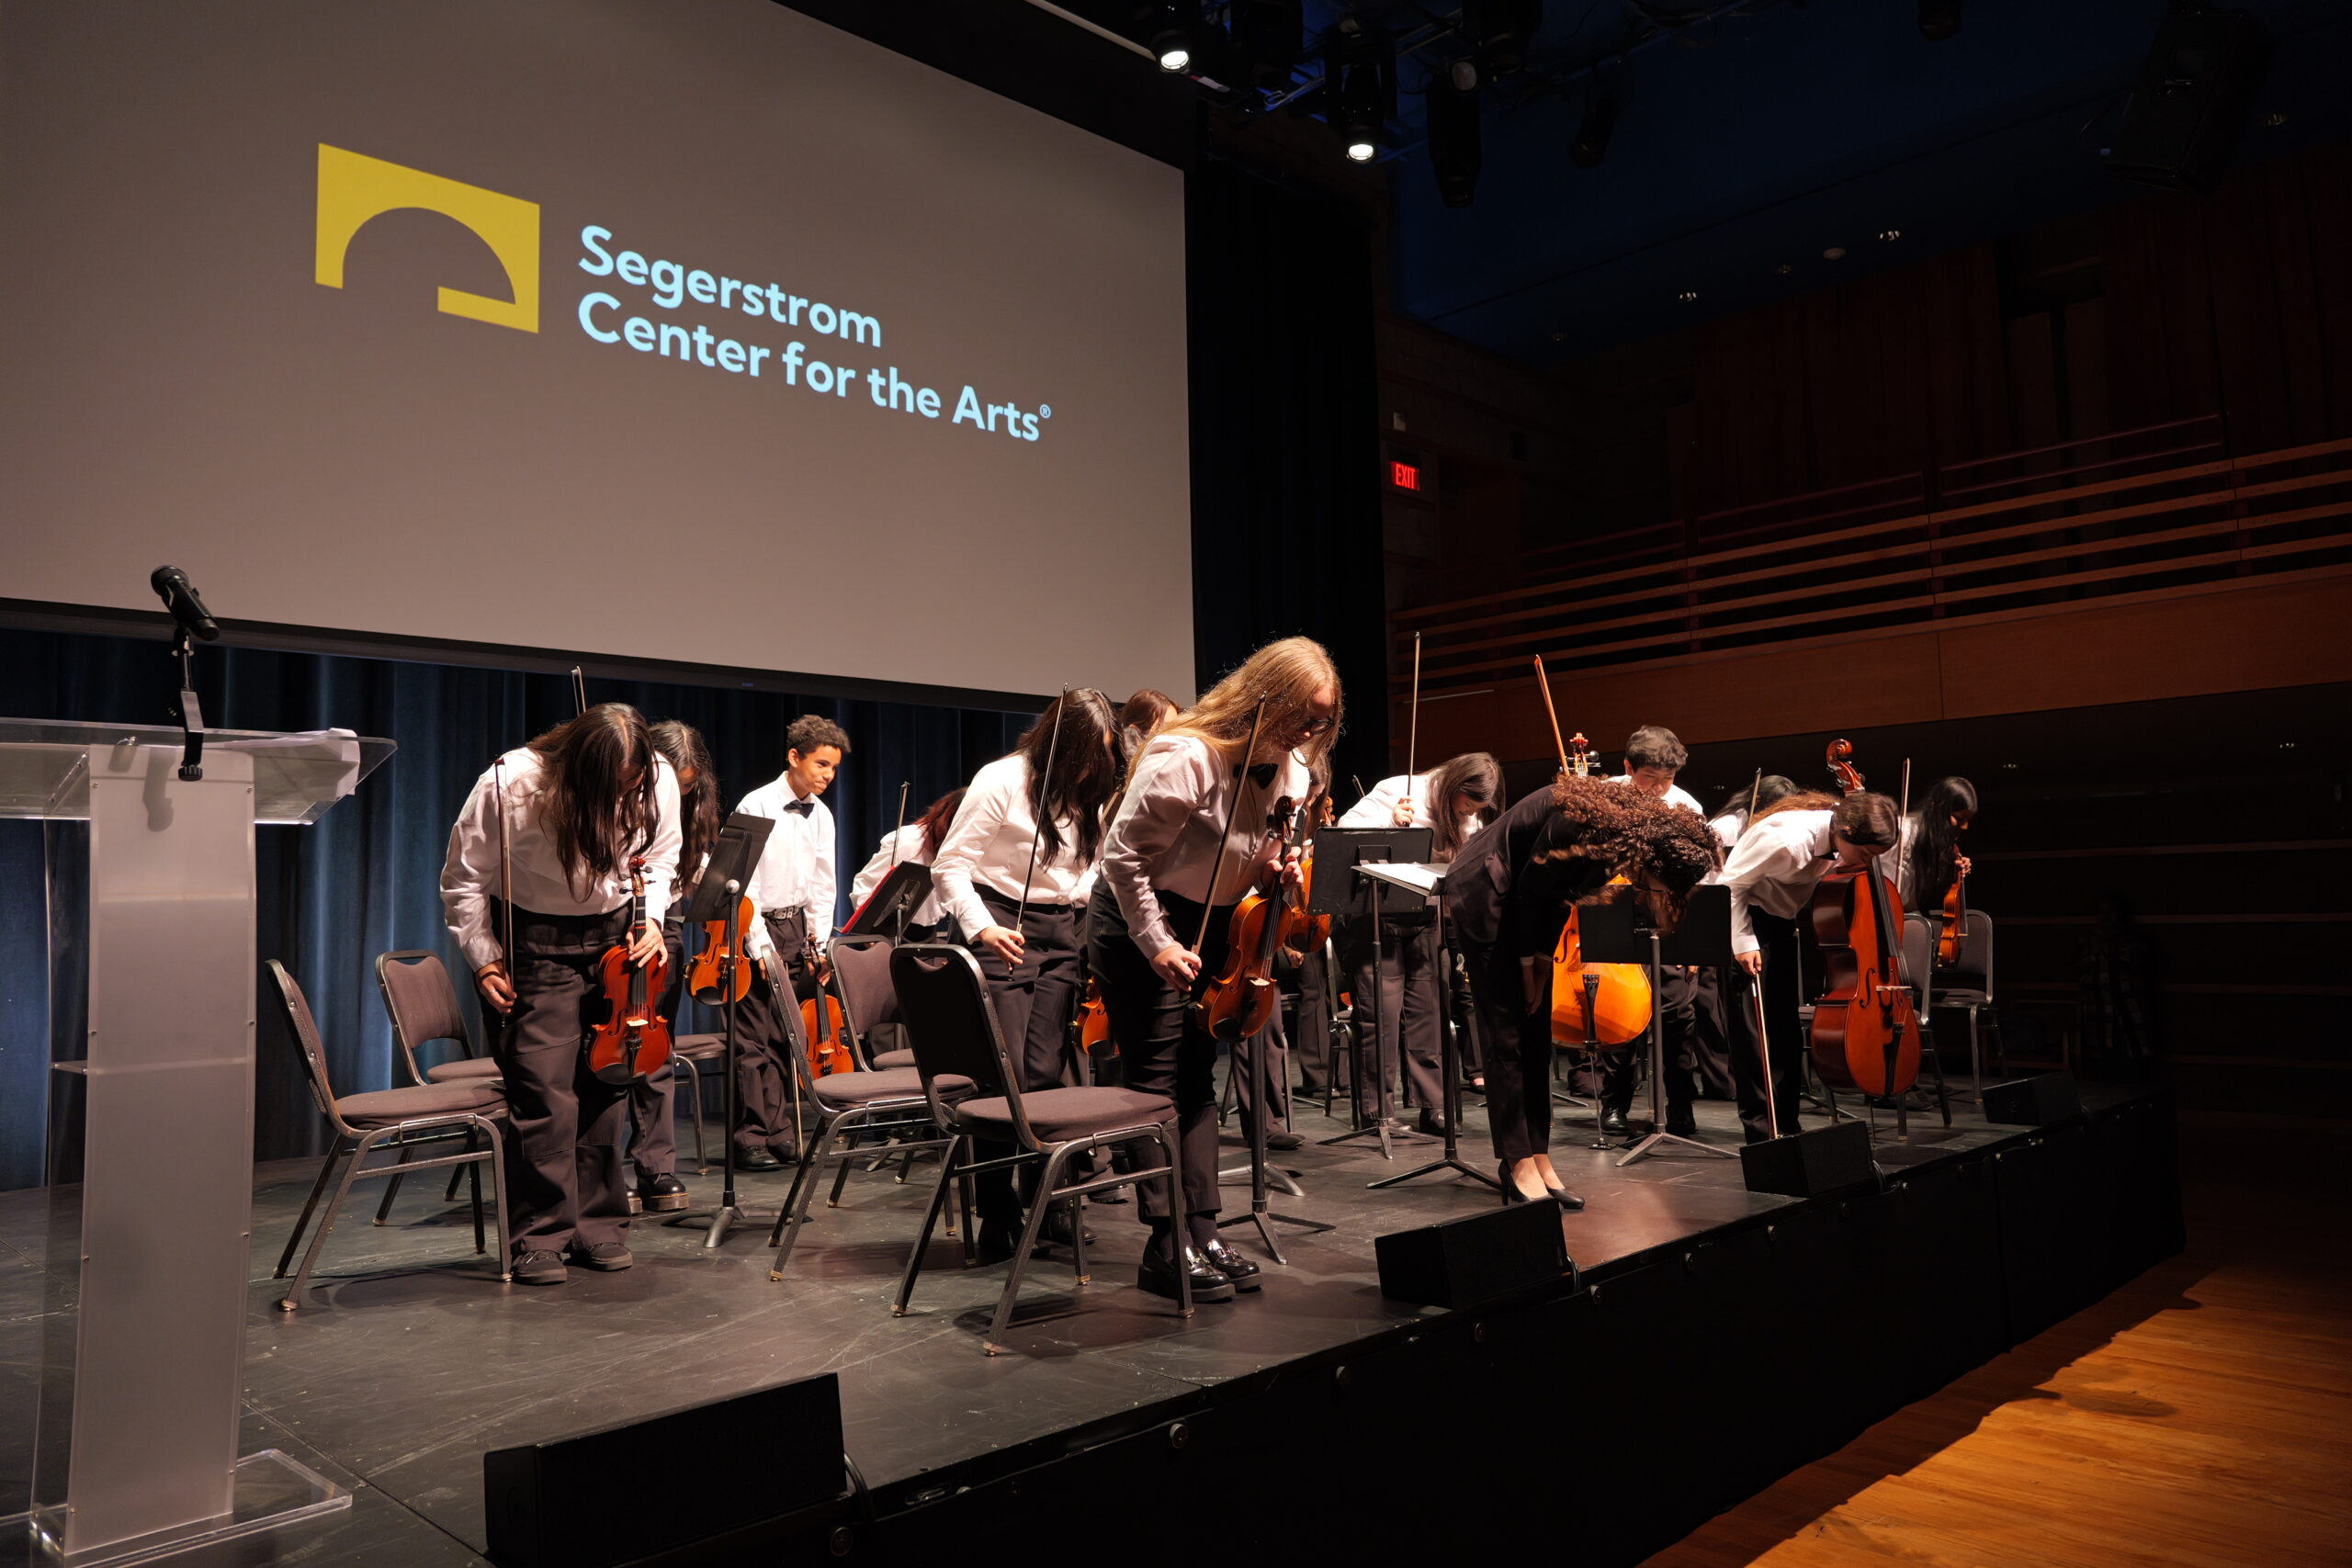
top-left (849, 826), bottom-right (943, 930)
top-left (1717, 807), bottom-right (1837, 956)
top-left (1612, 774), bottom-right (1706, 817)
top-left (1340, 771), bottom-right (1484, 860)
top-left (931, 753), bottom-right (1101, 940)
top-left (441, 748), bottom-right (683, 974)
top-left (1102, 734), bottom-right (1313, 959)
top-left (734, 774), bottom-right (837, 956)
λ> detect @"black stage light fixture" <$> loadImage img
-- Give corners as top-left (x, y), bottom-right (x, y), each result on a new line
top-left (1148, 1), bottom-right (1196, 73)
top-left (1464, 0), bottom-right (1544, 78)
top-left (2104, 3), bottom-right (2269, 193)
top-left (1427, 68), bottom-right (1482, 207)
top-left (1918, 0), bottom-right (1961, 41)
top-left (1569, 80), bottom-right (1616, 168)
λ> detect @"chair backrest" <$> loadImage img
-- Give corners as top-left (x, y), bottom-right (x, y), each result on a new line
top-left (266, 960), bottom-right (345, 1124)
top-left (1899, 914), bottom-right (1934, 1007)
top-left (889, 942), bottom-right (1027, 1143)
top-left (828, 936), bottom-right (898, 1066)
top-left (375, 950), bottom-right (474, 1085)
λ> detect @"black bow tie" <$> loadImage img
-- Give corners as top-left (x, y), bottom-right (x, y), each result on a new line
top-left (784, 798), bottom-right (815, 818)
top-left (1248, 762), bottom-right (1278, 788)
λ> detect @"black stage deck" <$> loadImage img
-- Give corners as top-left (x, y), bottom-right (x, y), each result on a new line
top-left (0, 1080), bottom-right (2182, 1568)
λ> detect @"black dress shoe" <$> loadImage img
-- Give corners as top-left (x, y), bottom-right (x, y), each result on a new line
top-left (735, 1145), bottom-right (783, 1171)
top-left (1136, 1246), bottom-right (1234, 1304)
top-left (1600, 1107), bottom-right (1631, 1135)
top-left (1497, 1162), bottom-right (1530, 1206)
top-left (637, 1173), bottom-right (690, 1213)
top-left (1197, 1238), bottom-right (1263, 1291)
top-left (512, 1249), bottom-right (567, 1286)
top-left (1547, 1186), bottom-right (1586, 1212)
top-left (1416, 1110), bottom-right (1451, 1139)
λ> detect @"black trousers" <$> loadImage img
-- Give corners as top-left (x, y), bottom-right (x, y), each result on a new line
top-left (493, 904), bottom-right (633, 1257)
top-left (1723, 910), bottom-right (1806, 1142)
top-left (1340, 912), bottom-right (1442, 1120)
top-left (1600, 964), bottom-right (1700, 1117)
top-left (1087, 881), bottom-right (1230, 1238)
top-left (1464, 944), bottom-right (1553, 1164)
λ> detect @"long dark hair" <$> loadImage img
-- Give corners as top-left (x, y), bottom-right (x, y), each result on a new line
top-left (916, 787), bottom-right (967, 860)
top-left (1426, 752), bottom-right (1504, 860)
top-left (526, 704), bottom-right (660, 893)
top-left (1017, 689), bottom-right (1120, 865)
top-left (647, 719), bottom-right (718, 877)
top-left (1907, 775), bottom-right (1977, 906)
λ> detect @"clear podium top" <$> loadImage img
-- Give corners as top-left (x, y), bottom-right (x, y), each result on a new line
top-left (0, 719), bottom-right (395, 825)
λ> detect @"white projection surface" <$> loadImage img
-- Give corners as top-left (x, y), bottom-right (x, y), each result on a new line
top-left (0, 0), bottom-right (1193, 703)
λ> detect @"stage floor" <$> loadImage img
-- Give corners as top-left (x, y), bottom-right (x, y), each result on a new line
top-left (0, 1080), bottom-right (2115, 1568)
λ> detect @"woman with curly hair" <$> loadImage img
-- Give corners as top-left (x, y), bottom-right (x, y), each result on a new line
top-left (1446, 774), bottom-right (1723, 1207)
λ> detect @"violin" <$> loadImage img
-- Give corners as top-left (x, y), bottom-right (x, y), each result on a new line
top-left (1935, 819), bottom-right (1969, 972)
top-left (686, 891), bottom-right (755, 1005)
top-left (1192, 795), bottom-right (1302, 1043)
top-left (1550, 733), bottom-right (1653, 1050)
top-left (585, 858), bottom-right (675, 1086)
top-left (801, 973), bottom-right (854, 1078)
top-left (1805, 740), bottom-right (1920, 1099)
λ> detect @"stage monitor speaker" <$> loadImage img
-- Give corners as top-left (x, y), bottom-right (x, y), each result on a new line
top-left (1375, 1199), bottom-right (1567, 1308)
top-left (1982, 1071), bottom-right (2083, 1126)
top-left (484, 1371), bottom-right (842, 1568)
top-left (1738, 1119), bottom-right (1876, 1198)
top-left (2103, 5), bottom-right (2268, 194)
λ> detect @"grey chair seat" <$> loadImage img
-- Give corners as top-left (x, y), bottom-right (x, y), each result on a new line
top-left (812, 1067), bottom-right (970, 1108)
top-left (424, 1057), bottom-right (503, 1083)
top-left (333, 1079), bottom-right (505, 1129)
top-left (868, 1047), bottom-right (915, 1071)
top-left (954, 1086), bottom-right (1172, 1143)
top-left (673, 1033), bottom-right (727, 1060)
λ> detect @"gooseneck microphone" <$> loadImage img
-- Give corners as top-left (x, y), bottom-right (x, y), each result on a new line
top-left (150, 565), bottom-right (220, 642)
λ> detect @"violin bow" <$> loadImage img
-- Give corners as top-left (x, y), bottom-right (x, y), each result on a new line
top-left (1406, 631), bottom-right (1422, 783)
top-left (1015, 685), bottom-right (1071, 930)
top-left (1192, 696), bottom-right (1269, 957)
top-left (1532, 657), bottom-right (1570, 776)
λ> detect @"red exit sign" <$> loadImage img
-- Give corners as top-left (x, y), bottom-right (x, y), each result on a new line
top-left (1388, 459), bottom-right (1423, 492)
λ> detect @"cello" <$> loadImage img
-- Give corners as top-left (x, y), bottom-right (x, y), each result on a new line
top-left (585, 856), bottom-right (676, 1085)
top-left (1805, 740), bottom-right (1920, 1100)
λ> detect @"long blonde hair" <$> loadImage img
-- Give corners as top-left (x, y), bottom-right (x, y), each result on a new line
top-left (1161, 637), bottom-right (1342, 778)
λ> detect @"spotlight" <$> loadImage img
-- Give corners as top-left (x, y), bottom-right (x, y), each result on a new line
top-left (1917, 0), bottom-right (1961, 41)
top-left (1427, 74), bottom-right (1482, 207)
top-left (1148, 2), bottom-right (1194, 72)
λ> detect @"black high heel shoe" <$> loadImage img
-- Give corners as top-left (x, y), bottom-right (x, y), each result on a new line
top-left (1497, 1162), bottom-right (1530, 1206)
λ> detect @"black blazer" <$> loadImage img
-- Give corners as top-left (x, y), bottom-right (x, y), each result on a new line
top-left (1443, 786), bottom-right (1612, 959)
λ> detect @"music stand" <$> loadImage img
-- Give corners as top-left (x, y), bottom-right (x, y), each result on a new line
top-left (1310, 826), bottom-right (1434, 1158)
top-left (1369, 873), bottom-right (1499, 1192)
top-left (671, 812), bottom-right (775, 1248)
top-left (1579, 885), bottom-right (1736, 1168)
top-left (840, 859), bottom-right (933, 942)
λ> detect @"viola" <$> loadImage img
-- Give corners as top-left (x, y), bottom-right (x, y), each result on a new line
top-left (585, 857), bottom-right (675, 1086)
top-left (1549, 733), bottom-right (1652, 1051)
top-left (686, 892), bottom-right (755, 1005)
top-left (1193, 795), bottom-right (1301, 1043)
top-left (1806, 740), bottom-right (1920, 1099)
top-left (802, 978), bottom-right (854, 1078)
top-left (1935, 821), bottom-right (1969, 972)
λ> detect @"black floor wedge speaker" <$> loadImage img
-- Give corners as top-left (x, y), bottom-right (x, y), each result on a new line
top-left (1375, 1197), bottom-right (1569, 1308)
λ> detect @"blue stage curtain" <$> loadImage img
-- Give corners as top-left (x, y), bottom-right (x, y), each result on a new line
top-left (0, 627), bottom-right (1025, 1190)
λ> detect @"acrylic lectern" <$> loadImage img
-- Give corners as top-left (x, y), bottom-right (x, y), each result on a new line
top-left (0, 720), bottom-right (391, 1567)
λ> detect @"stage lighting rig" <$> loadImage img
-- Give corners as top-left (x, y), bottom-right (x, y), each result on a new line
top-left (1324, 22), bottom-right (1395, 164)
top-left (1426, 66), bottom-right (1482, 206)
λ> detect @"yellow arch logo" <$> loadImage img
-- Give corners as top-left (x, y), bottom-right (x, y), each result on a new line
top-left (314, 144), bottom-right (539, 333)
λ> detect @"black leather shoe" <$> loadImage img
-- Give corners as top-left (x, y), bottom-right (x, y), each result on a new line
top-left (567, 1241), bottom-right (633, 1271)
top-left (1547, 1186), bottom-right (1586, 1212)
top-left (1416, 1110), bottom-right (1451, 1139)
top-left (1039, 1207), bottom-right (1096, 1249)
top-left (1600, 1107), bottom-right (1631, 1135)
top-left (1197, 1238), bottom-right (1263, 1291)
top-left (637, 1173), bottom-right (690, 1213)
top-left (1498, 1162), bottom-right (1530, 1206)
top-left (1136, 1246), bottom-right (1234, 1304)
top-left (735, 1145), bottom-right (783, 1171)
top-left (512, 1249), bottom-right (567, 1286)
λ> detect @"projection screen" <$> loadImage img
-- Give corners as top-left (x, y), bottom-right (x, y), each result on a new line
top-left (0, 0), bottom-right (1194, 704)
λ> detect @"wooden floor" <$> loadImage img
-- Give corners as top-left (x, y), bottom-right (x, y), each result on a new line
top-left (1645, 1118), bottom-right (2352, 1568)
